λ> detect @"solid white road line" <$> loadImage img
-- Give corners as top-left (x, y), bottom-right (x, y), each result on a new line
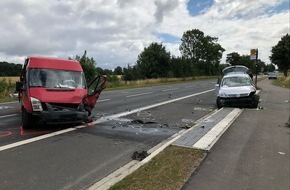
top-left (0, 128), bottom-right (76, 152)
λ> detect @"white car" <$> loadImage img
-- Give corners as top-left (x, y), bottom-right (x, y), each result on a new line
top-left (215, 66), bottom-right (259, 109)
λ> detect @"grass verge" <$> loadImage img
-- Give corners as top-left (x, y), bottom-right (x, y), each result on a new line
top-left (272, 75), bottom-right (290, 89)
top-left (109, 145), bottom-right (206, 190)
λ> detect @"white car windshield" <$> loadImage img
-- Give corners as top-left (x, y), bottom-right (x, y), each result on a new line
top-left (29, 68), bottom-right (86, 89)
top-left (221, 76), bottom-right (252, 87)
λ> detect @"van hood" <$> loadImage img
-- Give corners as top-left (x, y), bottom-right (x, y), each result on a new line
top-left (29, 88), bottom-right (87, 104)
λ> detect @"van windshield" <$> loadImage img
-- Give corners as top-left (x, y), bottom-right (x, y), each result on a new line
top-left (29, 68), bottom-right (86, 89)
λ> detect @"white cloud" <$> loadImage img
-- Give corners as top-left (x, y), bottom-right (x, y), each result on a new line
top-left (0, 0), bottom-right (289, 69)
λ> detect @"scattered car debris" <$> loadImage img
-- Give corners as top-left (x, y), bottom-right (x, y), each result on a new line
top-left (132, 119), bottom-right (156, 124)
top-left (132, 151), bottom-right (150, 161)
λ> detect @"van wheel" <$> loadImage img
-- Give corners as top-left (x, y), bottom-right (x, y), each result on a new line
top-left (22, 109), bottom-right (35, 129)
top-left (216, 97), bottom-right (223, 109)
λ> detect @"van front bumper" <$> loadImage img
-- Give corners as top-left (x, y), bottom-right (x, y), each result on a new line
top-left (32, 103), bottom-right (89, 125)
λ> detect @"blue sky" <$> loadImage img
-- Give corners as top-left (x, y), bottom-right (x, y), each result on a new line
top-left (187, 0), bottom-right (213, 16)
top-left (0, 0), bottom-right (289, 69)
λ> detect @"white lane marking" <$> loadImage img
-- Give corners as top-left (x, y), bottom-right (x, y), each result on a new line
top-left (0, 88), bottom-right (215, 151)
top-left (193, 108), bottom-right (243, 150)
top-left (126, 92), bottom-right (153, 98)
top-left (90, 89), bottom-right (215, 125)
top-left (0, 128), bottom-right (76, 152)
top-left (0, 114), bottom-right (18, 119)
top-left (0, 101), bottom-right (18, 105)
top-left (98, 99), bottom-right (111, 102)
top-left (0, 106), bottom-right (13, 109)
top-left (162, 88), bottom-right (179, 92)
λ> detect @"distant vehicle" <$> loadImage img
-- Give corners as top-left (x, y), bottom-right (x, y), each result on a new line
top-left (268, 72), bottom-right (277, 80)
top-left (16, 56), bottom-right (107, 129)
top-left (215, 65), bottom-right (259, 109)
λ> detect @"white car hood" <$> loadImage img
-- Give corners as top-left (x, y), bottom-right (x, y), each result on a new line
top-left (219, 86), bottom-right (256, 96)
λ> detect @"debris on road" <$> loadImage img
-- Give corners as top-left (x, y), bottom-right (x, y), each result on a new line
top-left (132, 151), bottom-right (150, 161)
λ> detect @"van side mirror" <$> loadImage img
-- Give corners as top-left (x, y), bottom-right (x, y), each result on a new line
top-left (16, 81), bottom-right (24, 92)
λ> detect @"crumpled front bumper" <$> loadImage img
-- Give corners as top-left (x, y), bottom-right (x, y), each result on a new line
top-left (32, 103), bottom-right (89, 125)
top-left (219, 96), bottom-right (256, 107)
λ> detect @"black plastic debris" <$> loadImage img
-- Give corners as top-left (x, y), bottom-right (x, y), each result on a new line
top-left (132, 119), bottom-right (156, 124)
top-left (132, 151), bottom-right (150, 161)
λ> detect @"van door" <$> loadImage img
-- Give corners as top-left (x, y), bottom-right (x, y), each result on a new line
top-left (86, 75), bottom-right (107, 110)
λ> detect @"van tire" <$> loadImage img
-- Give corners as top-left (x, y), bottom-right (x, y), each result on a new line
top-left (22, 109), bottom-right (35, 129)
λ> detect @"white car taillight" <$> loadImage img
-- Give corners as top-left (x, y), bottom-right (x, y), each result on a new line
top-left (30, 97), bottom-right (43, 111)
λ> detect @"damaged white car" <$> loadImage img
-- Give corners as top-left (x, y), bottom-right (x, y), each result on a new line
top-left (215, 66), bottom-right (259, 109)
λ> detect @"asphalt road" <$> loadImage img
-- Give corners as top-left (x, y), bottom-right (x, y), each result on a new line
top-left (0, 79), bottom-right (217, 190)
top-left (182, 79), bottom-right (290, 190)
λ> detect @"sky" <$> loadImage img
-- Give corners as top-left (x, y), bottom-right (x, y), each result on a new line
top-left (0, 0), bottom-right (289, 70)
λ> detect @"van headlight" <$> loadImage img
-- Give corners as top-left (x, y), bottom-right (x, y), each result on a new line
top-left (31, 97), bottom-right (43, 111)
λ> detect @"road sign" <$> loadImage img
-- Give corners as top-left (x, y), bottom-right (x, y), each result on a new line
top-left (250, 49), bottom-right (258, 60)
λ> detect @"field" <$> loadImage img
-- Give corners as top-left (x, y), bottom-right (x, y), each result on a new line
top-left (0, 76), bottom-right (19, 102)
top-left (0, 76), bottom-right (19, 83)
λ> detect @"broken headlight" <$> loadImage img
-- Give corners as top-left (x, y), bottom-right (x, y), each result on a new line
top-left (31, 97), bottom-right (43, 111)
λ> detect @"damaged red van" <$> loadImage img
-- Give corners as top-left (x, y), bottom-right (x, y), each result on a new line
top-left (16, 56), bottom-right (107, 129)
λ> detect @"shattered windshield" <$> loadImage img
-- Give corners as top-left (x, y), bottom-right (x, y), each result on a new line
top-left (29, 68), bottom-right (86, 89)
top-left (221, 76), bottom-right (252, 87)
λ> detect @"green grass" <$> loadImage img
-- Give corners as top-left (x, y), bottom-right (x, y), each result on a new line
top-left (109, 145), bottom-right (206, 190)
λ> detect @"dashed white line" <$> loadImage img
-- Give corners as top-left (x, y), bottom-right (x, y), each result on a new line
top-left (98, 99), bottom-right (111, 102)
top-left (0, 114), bottom-right (18, 119)
top-left (126, 92), bottom-right (153, 98)
top-left (162, 88), bottom-right (179, 92)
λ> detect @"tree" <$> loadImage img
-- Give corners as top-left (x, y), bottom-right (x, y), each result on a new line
top-left (226, 52), bottom-right (241, 65)
top-left (136, 42), bottom-right (171, 79)
top-left (270, 34), bottom-right (290, 76)
top-left (179, 29), bottom-right (225, 75)
top-left (0, 62), bottom-right (22, 76)
top-left (114, 66), bottom-right (123, 75)
top-left (69, 50), bottom-right (97, 82)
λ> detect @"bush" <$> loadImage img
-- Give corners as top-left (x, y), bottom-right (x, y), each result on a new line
top-left (0, 78), bottom-right (15, 100)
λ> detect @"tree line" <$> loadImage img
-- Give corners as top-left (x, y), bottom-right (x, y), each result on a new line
top-left (1, 30), bottom-right (289, 82)
top-left (0, 62), bottom-right (22, 76)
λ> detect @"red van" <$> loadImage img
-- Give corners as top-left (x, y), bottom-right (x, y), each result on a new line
top-left (16, 56), bottom-right (107, 129)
